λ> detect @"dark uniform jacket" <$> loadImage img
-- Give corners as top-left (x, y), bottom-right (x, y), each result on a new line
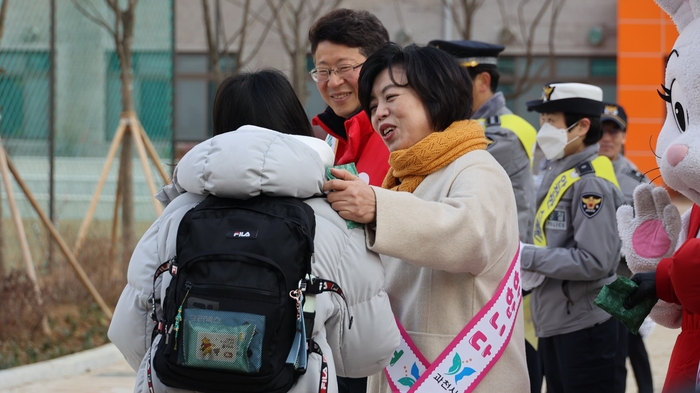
top-left (521, 145), bottom-right (625, 337)
top-left (473, 92), bottom-right (536, 243)
top-left (613, 155), bottom-right (648, 206)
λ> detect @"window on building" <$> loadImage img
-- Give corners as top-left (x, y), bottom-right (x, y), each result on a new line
top-left (106, 51), bottom-right (172, 141)
top-left (590, 58), bottom-right (617, 77)
top-left (0, 51), bottom-right (50, 139)
top-left (172, 53), bottom-right (238, 159)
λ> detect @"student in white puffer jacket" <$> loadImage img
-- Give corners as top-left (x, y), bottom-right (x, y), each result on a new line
top-left (107, 69), bottom-right (399, 393)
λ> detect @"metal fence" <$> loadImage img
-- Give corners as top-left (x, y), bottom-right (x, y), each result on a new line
top-left (0, 0), bottom-right (173, 270)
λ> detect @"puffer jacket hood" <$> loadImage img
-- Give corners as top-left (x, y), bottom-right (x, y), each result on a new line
top-left (175, 126), bottom-right (333, 199)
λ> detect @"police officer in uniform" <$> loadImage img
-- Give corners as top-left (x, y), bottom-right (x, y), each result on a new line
top-left (600, 102), bottom-right (653, 393)
top-left (429, 39), bottom-right (537, 244)
top-left (523, 83), bottom-right (626, 393)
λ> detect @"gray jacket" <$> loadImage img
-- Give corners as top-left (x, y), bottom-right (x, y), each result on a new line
top-left (473, 92), bottom-right (536, 243)
top-left (108, 127), bottom-right (399, 393)
top-left (613, 155), bottom-right (648, 206)
top-left (521, 145), bottom-right (625, 338)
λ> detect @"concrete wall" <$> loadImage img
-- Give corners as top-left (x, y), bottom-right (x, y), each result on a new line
top-left (175, 0), bottom-right (619, 71)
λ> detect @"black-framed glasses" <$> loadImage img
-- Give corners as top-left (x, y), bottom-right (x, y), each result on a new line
top-left (309, 62), bottom-right (364, 83)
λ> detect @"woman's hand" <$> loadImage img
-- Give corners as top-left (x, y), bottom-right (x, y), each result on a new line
top-left (323, 168), bottom-right (377, 224)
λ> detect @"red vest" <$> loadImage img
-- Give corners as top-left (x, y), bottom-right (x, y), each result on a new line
top-left (313, 110), bottom-right (390, 187)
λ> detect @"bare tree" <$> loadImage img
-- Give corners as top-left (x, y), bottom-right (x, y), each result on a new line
top-left (201, 0), bottom-right (282, 82)
top-left (0, 0), bottom-right (7, 276)
top-left (0, 0), bottom-right (8, 44)
top-left (269, 0), bottom-right (343, 105)
top-left (441, 0), bottom-right (486, 40)
top-left (495, 0), bottom-right (567, 99)
top-left (71, 0), bottom-right (139, 264)
top-left (443, 0), bottom-right (566, 100)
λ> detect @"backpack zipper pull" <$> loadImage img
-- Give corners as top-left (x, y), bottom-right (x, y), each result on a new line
top-left (173, 282), bottom-right (192, 350)
top-left (290, 288), bottom-right (302, 320)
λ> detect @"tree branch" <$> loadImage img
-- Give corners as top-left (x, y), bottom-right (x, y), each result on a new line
top-left (244, 0), bottom-right (284, 36)
top-left (202, 0), bottom-right (219, 64)
top-left (495, 0), bottom-right (509, 27)
top-left (275, 2), bottom-right (294, 55)
top-left (510, 0), bottom-right (554, 98)
top-left (0, 0), bottom-right (10, 45)
top-left (239, 0), bottom-right (283, 67)
top-left (71, 0), bottom-right (116, 36)
top-left (442, 0), bottom-right (486, 40)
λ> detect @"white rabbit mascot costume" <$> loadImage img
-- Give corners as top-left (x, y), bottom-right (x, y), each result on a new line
top-left (617, 1), bottom-right (700, 391)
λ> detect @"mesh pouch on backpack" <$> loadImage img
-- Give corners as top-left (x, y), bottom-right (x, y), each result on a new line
top-left (151, 194), bottom-right (315, 393)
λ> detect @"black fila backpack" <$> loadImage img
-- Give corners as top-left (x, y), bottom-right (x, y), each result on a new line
top-left (149, 194), bottom-right (347, 393)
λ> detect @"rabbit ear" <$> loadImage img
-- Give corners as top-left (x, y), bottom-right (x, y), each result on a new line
top-left (656, 0), bottom-right (699, 32)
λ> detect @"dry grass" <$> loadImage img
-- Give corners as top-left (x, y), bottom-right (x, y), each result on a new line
top-left (0, 219), bottom-right (148, 370)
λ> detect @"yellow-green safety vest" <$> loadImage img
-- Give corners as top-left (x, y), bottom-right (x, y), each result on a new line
top-left (525, 155), bottom-right (619, 349)
top-left (477, 114), bottom-right (538, 168)
top-left (532, 155), bottom-right (620, 247)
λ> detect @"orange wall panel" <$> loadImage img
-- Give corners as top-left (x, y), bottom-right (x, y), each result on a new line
top-left (617, 57), bottom-right (664, 86)
top-left (618, 0), bottom-right (677, 185)
top-left (625, 122), bottom-right (663, 183)
top-left (619, 0), bottom-right (662, 19)
top-left (623, 122), bottom-right (664, 152)
top-left (617, 89), bottom-right (666, 118)
top-left (618, 23), bottom-right (663, 52)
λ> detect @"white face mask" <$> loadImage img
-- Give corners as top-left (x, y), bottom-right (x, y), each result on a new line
top-left (536, 121), bottom-right (580, 160)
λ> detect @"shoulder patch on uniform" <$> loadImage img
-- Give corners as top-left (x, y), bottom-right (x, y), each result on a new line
top-left (575, 161), bottom-right (595, 176)
top-left (485, 115), bottom-right (501, 127)
top-left (580, 192), bottom-right (603, 218)
top-left (626, 168), bottom-right (646, 183)
top-left (485, 136), bottom-right (496, 149)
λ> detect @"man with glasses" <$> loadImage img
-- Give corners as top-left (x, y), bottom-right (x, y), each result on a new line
top-left (309, 9), bottom-right (390, 187)
top-left (600, 102), bottom-right (654, 393)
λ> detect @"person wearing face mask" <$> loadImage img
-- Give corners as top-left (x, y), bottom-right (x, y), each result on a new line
top-left (599, 103), bottom-right (654, 393)
top-left (522, 83), bottom-right (626, 393)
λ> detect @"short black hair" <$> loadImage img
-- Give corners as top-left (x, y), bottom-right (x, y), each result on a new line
top-left (309, 9), bottom-right (389, 58)
top-left (212, 69), bottom-right (313, 137)
top-left (466, 66), bottom-right (500, 92)
top-left (565, 113), bottom-right (602, 146)
top-left (358, 43), bottom-right (473, 132)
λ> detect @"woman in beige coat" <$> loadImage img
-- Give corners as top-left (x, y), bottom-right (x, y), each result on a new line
top-left (323, 43), bottom-right (529, 393)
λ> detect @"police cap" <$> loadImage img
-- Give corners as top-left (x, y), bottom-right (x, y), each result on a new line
top-left (428, 39), bottom-right (504, 68)
top-left (526, 83), bottom-right (603, 117)
top-left (601, 102), bottom-right (628, 131)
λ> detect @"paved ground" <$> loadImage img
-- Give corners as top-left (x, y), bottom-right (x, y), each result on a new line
top-left (0, 197), bottom-right (693, 393)
top-left (0, 344), bottom-right (135, 393)
top-left (0, 360), bottom-right (136, 393)
top-left (627, 323), bottom-right (677, 392)
top-left (0, 326), bottom-right (681, 392)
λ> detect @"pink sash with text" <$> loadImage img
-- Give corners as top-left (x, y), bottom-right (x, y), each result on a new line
top-left (384, 243), bottom-right (522, 393)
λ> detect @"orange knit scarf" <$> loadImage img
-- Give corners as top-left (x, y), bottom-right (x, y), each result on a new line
top-left (381, 120), bottom-right (488, 193)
